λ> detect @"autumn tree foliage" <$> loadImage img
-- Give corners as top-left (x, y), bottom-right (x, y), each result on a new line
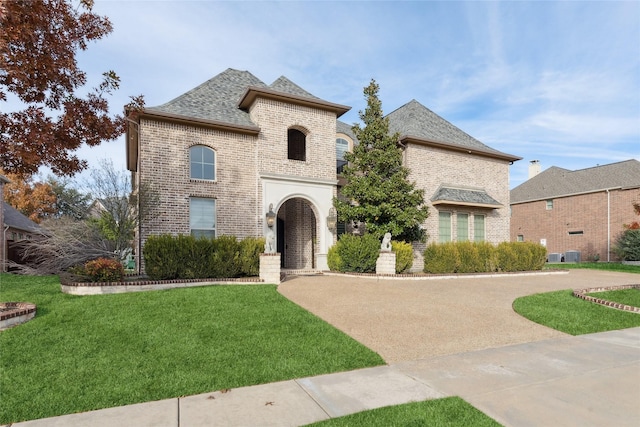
top-left (334, 80), bottom-right (429, 242)
top-left (0, 0), bottom-right (128, 177)
top-left (2, 173), bottom-right (56, 223)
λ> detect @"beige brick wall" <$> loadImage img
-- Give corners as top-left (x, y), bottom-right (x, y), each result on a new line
top-left (404, 144), bottom-right (512, 244)
top-left (250, 98), bottom-right (337, 181)
top-left (510, 188), bottom-right (640, 261)
top-left (137, 119), bottom-right (260, 255)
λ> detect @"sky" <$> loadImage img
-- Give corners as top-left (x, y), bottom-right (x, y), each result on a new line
top-left (25, 0), bottom-right (640, 188)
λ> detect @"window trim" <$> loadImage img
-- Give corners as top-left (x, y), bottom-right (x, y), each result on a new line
top-left (189, 145), bottom-right (217, 181)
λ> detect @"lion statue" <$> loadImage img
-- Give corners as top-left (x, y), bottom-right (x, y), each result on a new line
top-left (380, 232), bottom-right (392, 251)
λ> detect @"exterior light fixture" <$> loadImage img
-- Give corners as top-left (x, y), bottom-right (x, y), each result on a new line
top-left (327, 207), bottom-right (337, 233)
top-left (266, 203), bottom-right (276, 228)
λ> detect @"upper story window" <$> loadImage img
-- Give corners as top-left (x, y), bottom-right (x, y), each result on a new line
top-left (190, 145), bottom-right (216, 180)
top-left (288, 129), bottom-right (306, 161)
top-left (546, 199), bottom-right (553, 210)
top-left (336, 138), bottom-right (349, 174)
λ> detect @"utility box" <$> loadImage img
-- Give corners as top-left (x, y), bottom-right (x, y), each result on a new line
top-left (565, 250), bottom-right (581, 263)
top-left (548, 253), bottom-right (563, 263)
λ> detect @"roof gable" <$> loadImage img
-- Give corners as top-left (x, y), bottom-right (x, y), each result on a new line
top-left (3, 202), bottom-right (43, 234)
top-left (386, 99), bottom-right (520, 161)
top-left (511, 159), bottom-right (640, 203)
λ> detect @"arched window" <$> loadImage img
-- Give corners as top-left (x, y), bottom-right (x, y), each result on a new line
top-left (190, 145), bottom-right (216, 180)
top-left (336, 138), bottom-right (349, 174)
top-left (288, 129), bottom-right (306, 161)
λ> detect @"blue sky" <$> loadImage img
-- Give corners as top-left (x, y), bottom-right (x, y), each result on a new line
top-left (57, 1), bottom-right (640, 188)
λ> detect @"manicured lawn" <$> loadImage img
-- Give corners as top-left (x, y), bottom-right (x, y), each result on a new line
top-left (587, 288), bottom-right (640, 307)
top-left (513, 289), bottom-right (640, 335)
top-left (0, 273), bottom-right (384, 424)
top-left (304, 397), bottom-right (502, 427)
top-left (545, 262), bottom-right (640, 273)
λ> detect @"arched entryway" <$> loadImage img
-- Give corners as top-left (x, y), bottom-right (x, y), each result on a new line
top-left (277, 198), bottom-right (318, 270)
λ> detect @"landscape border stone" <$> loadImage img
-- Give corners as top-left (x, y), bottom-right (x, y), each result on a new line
top-left (573, 284), bottom-right (640, 313)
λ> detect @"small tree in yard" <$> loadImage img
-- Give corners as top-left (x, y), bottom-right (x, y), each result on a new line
top-left (614, 199), bottom-right (640, 261)
top-left (334, 80), bottom-right (428, 242)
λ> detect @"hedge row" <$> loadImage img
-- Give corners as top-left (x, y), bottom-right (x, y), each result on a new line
top-left (423, 241), bottom-right (547, 274)
top-left (327, 234), bottom-right (414, 274)
top-left (143, 234), bottom-right (264, 280)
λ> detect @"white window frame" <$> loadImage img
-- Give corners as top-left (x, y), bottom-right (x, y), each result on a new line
top-left (190, 145), bottom-right (216, 181)
top-left (457, 213), bottom-right (469, 241)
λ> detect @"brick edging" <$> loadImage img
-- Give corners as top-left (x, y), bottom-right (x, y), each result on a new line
top-left (0, 302), bottom-right (36, 322)
top-left (573, 284), bottom-right (640, 313)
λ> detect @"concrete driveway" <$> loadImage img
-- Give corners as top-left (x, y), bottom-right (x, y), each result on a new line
top-left (278, 269), bottom-right (640, 363)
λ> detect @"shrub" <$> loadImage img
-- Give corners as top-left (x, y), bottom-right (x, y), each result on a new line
top-left (475, 241), bottom-right (498, 272)
top-left (143, 234), bottom-right (262, 280)
top-left (424, 241), bottom-right (546, 274)
top-left (327, 244), bottom-right (342, 272)
top-left (239, 237), bottom-right (265, 276)
top-left (423, 242), bottom-right (459, 274)
top-left (455, 241), bottom-right (482, 273)
top-left (614, 229), bottom-right (640, 261)
top-left (83, 257), bottom-right (124, 282)
top-left (391, 241), bottom-right (413, 273)
top-left (335, 234), bottom-right (380, 273)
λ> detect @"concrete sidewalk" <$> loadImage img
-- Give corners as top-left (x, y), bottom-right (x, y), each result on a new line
top-left (9, 327), bottom-right (640, 427)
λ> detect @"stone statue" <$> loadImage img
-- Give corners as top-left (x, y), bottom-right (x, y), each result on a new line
top-left (265, 228), bottom-right (276, 254)
top-left (380, 232), bottom-right (392, 251)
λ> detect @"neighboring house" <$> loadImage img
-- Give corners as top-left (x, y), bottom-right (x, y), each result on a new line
top-left (1, 174), bottom-right (9, 271)
top-left (126, 68), bottom-right (520, 272)
top-left (510, 159), bottom-right (640, 262)
top-left (2, 201), bottom-right (45, 269)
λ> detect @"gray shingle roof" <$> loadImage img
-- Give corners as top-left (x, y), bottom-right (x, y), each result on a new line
top-left (269, 76), bottom-right (321, 100)
top-left (511, 159), bottom-right (640, 204)
top-left (431, 186), bottom-right (502, 207)
top-left (336, 120), bottom-right (358, 143)
top-left (146, 68), bottom-right (267, 127)
top-left (3, 202), bottom-right (43, 234)
top-left (146, 69), bottom-right (336, 128)
top-left (386, 99), bottom-right (517, 159)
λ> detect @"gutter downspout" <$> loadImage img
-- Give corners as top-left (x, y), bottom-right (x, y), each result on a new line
top-left (2, 225), bottom-right (9, 272)
top-left (607, 189), bottom-right (611, 262)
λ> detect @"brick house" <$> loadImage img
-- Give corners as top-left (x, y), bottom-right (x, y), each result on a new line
top-left (126, 68), bottom-right (519, 272)
top-left (1, 174), bottom-right (8, 271)
top-left (510, 159), bottom-right (640, 262)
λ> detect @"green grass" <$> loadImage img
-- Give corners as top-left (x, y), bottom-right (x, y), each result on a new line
top-left (587, 288), bottom-right (640, 307)
top-left (0, 273), bottom-right (384, 424)
top-left (513, 289), bottom-right (640, 335)
top-left (304, 397), bottom-right (502, 427)
top-left (545, 262), bottom-right (640, 273)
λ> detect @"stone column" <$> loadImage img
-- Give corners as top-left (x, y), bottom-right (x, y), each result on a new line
top-left (376, 251), bottom-right (396, 275)
top-left (260, 253), bottom-right (281, 284)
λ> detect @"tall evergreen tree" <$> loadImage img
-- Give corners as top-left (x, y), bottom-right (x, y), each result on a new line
top-left (334, 80), bottom-right (428, 242)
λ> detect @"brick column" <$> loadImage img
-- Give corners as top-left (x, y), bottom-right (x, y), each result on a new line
top-left (376, 251), bottom-right (396, 275)
top-left (260, 253), bottom-right (281, 284)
